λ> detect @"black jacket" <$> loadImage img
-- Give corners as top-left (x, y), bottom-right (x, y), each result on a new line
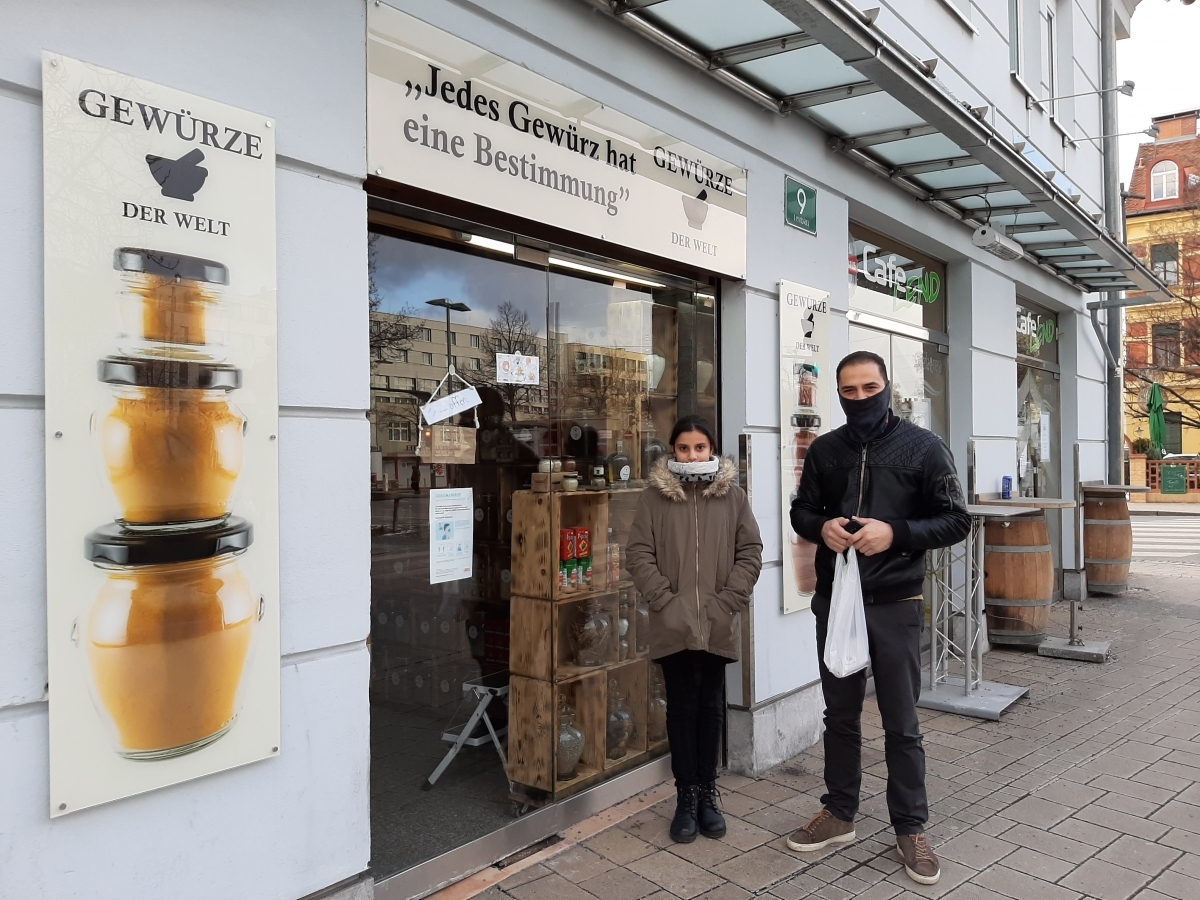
top-left (790, 418), bottom-right (971, 604)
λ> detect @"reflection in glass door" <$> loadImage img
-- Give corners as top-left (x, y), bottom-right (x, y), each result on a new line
top-left (365, 220), bottom-right (717, 881)
top-left (848, 324), bottom-right (948, 441)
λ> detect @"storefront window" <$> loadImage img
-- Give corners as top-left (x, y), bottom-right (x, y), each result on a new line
top-left (366, 217), bottom-right (714, 878)
top-left (849, 224), bottom-right (947, 333)
top-left (848, 325), bottom-right (949, 441)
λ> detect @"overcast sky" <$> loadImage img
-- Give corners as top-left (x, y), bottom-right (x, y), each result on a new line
top-left (1117, 2), bottom-right (1197, 185)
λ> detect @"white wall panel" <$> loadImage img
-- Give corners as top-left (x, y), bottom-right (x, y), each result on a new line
top-left (1077, 378), bottom-right (1108, 441)
top-left (752, 565), bottom-right (820, 703)
top-left (0, 648), bottom-right (370, 900)
top-left (973, 436), bottom-right (1021, 494)
top-left (0, 408), bottom-right (46, 708)
top-left (277, 171), bottom-right (369, 411)
top-left (972, 268), bottom-right (1018, 357)
top-left (973, 351), bottom-right (1019, 438)
top-left (0, 0), bottom-right (366, 179)
top-left (0, 96), bottom-right (44, 398)
top-left (745, 292), bottom-right (782, 429)
top-left (750, 432), bottom-right (783, 565)
top-left (279, 415), bottom-right (370, 655)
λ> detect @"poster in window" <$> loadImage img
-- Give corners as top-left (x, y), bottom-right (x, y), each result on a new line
top-left (430, 488), bottom-right (474, 583)
top-left (778, 280), bottom-right (832, 613)
top-left (42, 53), bottom-right (279, 815)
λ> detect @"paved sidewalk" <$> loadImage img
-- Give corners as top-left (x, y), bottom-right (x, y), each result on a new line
top-left (481, 558), bottom-right (1200, 900)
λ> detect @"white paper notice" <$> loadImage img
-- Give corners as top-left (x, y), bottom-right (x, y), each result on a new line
top-left (496, 353), bottom-right (540, 385)
top-left (430, 488), bottom-right (473, 584)
top-left (1039, 413), bottom-right (1051, 459)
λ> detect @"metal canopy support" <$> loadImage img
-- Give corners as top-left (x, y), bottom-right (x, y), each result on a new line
top-left (709, 31), bottom-right (817, 68)
top-left (783, 80), bottom-right (880, 109)
top-left (894, 156), bottom-right (979, 176)
top-left (842, 123), bottom-right (940, 149)
top-left (926, 182), bottom-right (1016, 201)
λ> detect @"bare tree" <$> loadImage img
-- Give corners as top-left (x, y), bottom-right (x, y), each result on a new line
top-left (368, 232), bottom-right (420, 365)
top-left (481, 301), bottom-right (545, 421)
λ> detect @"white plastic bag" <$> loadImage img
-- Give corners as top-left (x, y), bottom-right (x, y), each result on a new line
top-left (823, 548), bottom-right (871, 678)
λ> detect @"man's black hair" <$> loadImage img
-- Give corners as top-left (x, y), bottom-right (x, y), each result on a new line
top-left (835, 350), bottom-right (888, 385)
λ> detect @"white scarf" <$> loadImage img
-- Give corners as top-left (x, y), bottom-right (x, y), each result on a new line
top-left (668, 458), bottom-right (720, 482)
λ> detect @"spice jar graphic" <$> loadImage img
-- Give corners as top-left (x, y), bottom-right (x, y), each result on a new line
top-left (80, 519), bottom-right (261, 759)
top-left (113, 248), bottom-right (230, 361)
top-left (80, 248), bottom-right (261, 760)
top-left (789, 363), bottom-right (821, 594)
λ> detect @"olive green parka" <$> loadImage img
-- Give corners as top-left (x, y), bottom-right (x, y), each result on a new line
top-left (625, 457), bottom-right (763, 661)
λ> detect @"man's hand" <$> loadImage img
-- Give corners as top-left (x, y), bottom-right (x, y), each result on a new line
top-left (820, 517), bottom-right (855, 552)
top-left (848, 518), bottom-right (894, 556)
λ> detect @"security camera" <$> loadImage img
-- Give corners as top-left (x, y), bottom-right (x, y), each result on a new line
top-left (972, 225), bottom-right (1024, 261)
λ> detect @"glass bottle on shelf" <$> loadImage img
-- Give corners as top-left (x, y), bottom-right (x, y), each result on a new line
top-left (570, 598), bottom-right (611, 667)
top-left (607, 439), bottom-right (632, 486)
top-left (557, 694), bottom-right (585, 781)
top-left (648, 665), bottom-right (668, 743)
top-left (634, 593), bottom-right (650, 655)
top-left (606, 679), bottom-right (633, 760)
top-left (617, 594), bottom-right (631, 662)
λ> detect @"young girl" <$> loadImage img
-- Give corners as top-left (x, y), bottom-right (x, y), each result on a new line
top-left (626, 415), bottom-right (763, 842)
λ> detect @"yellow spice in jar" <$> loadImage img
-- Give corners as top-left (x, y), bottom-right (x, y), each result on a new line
top-left (131, 274), bottom-right (215, 346)
top-left (102, 389), bottom-right (243, 524)
top-left (88, 559), bottom-right (256, 753)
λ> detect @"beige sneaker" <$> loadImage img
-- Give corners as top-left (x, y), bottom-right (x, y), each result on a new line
top-left (897, 833), bottom-right (941, 885)
top-left (786, 809), bottom-right (856, 852)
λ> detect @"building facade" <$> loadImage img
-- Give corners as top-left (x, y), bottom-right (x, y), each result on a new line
top-left (0, 1), bottom-right (1165, 899)
top-left (1123, 109), bottom-right (1200, 456)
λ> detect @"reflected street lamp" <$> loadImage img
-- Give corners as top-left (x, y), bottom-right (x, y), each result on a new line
top-left (426, 298), bottom-right (471, 374)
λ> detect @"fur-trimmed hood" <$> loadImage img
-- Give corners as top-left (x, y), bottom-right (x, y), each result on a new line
top-left (647, 456), bottom-right (739, 502)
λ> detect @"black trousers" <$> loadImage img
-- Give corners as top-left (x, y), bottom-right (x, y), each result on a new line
top-left (656, 649), bottom-right (727, 787)
top-left (811, 594), bottom-right (927, 835)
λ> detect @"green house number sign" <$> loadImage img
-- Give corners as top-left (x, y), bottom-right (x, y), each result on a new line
top-left (785, 175), bottom-right (817, 235)
top-left (1162, 464), bottom-right (1188, 495)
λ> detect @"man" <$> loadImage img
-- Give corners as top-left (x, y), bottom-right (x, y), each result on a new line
top-left (787, 350), bottom-right (970, 886)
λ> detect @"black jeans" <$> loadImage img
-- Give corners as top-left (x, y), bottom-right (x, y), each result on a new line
top-left (656, 649), bottom-right (727, 787)
top-left (811, 594), bottom-right (927, 835)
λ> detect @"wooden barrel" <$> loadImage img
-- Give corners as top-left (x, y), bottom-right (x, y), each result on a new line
top-left (984, 513), bottom-right (1054, 646)
top-left (1084, 496), bottom-right (1132, 595)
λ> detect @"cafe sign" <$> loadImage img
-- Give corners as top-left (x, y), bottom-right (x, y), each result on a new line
top-left (367, 4), bottom-right (748, 277)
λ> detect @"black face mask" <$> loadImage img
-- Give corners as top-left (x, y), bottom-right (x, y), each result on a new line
top-left (839, 382), bottom-right (892, 444)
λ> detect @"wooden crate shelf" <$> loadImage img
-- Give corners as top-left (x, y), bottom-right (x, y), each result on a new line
top-left (508, 486), bottom-right (665, 802)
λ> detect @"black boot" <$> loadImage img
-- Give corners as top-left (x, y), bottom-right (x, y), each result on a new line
top-left (697, 782), bottom-right (727, 838)
top-left (670, 785), bottom-right (699, 843)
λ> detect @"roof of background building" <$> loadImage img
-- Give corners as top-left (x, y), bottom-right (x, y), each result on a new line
top-left (1126, 132), bottom-right (1200, 218)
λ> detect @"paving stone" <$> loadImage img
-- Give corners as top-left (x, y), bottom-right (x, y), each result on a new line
top-left (505, 872), bottom-right (600, 900)
top-left (883, 858), bottom-right (974, 897)
top-left (1140, 868), bottom-right (1195, 900)
top-left (1095, 791), bottom-right (1163, 819)
top-left (1077, 803), bottom-right (1170, 840)
top-left (666, 834), bottom-right (741, 868)
top-left (1089, 773), bottom-right (1176, 805)
top-left (1000, 823), bottom-right (1097, 863)
top-left (691, 884), bottom-right (752, 900)
top-left (1058, 857), bottom-right (1152, 900)
top-left (1030, 780), bottom-right (1106, 810)
top-left (1151, 800), bottom-right (1200, 836)
top-left (1096, 835), bottom-right (1183, 876)
top-left (1050, 816), bottom-right (1121, 849)
top-left (998, 796), bottom-right (1074, 830)
top-left (627, 850), bottom-right (724, 900)
top-left (585, 827), bottom-right (657, 865)
top-left (711, 845), bottom-right (806, 892)
top-left (1000, 846), bottom-right (1075, 881)
top-left (578, 866), bottom-right (661, 900)
top-left (545, 846), bottom-right (616, 882)
top-left (935, 832), bottom-right (1018, 870)
top-left (499, 864), bottom-right (554, 890)
top-left (970, 864), bottom-right (1083, 900)
top-left (720, 791), bottom-right (769, 818)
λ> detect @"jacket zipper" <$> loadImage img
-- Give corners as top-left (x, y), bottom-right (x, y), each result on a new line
top-left (855, 445), bottom-right (868, 518)
top-left (693, 485), bottom-right (703, 647)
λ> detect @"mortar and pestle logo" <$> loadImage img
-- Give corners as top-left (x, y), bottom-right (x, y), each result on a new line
top-left (681, 189), bottom-right (709, 230)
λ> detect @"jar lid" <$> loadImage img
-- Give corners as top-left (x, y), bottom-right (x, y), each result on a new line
top-left (98, 356), bottom-right (241, 391)
top-left (114, 248), bottom-right (229, 285)
top-left (86, 517), bottom-right (253, 566)
top-left (792, 413), bottom-right (822, 429)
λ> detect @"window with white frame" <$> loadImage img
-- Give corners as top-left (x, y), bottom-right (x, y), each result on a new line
top-left (1151, 161), bottom-right (1179, 201)
top-left (417, 327), bottom-right (432, 342)
top-left (387, 425), bottom-right (402, 442)
top-left (421, 352), bottom-right (434, 366)
top-left (470, 334), bottom-right (480, 348)
top-left (1008, 0), bottom-right (1023, 75)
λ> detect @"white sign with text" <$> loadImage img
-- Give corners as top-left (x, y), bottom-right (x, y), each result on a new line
top-left (367, 5), bottom-right (747, 278)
